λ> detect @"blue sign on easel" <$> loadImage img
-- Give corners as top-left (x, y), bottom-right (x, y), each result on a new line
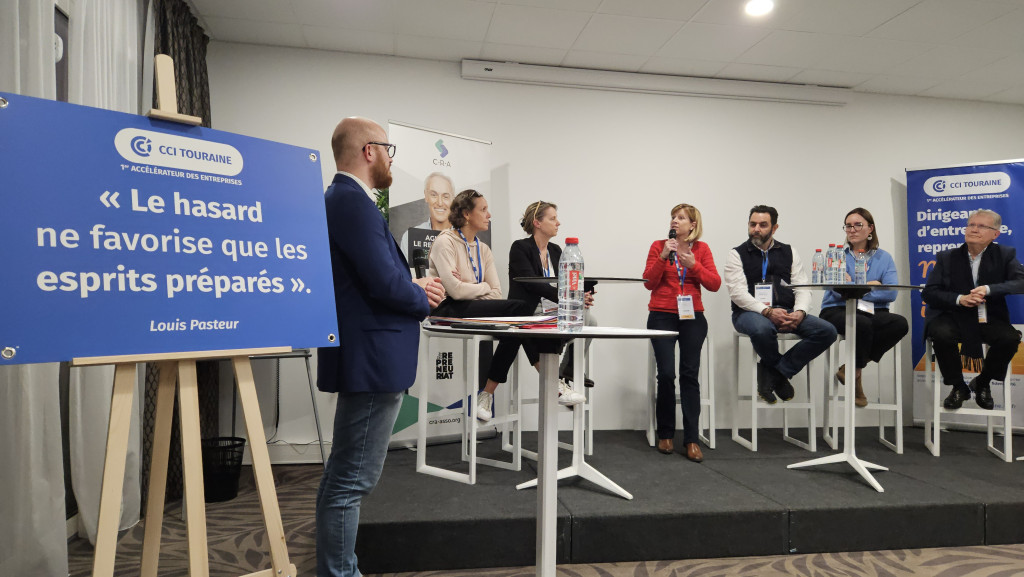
top-left (0, 92), bottom-right (338, 364)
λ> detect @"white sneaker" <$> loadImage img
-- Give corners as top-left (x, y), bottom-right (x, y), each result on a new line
top-left (558, 379), bottom-right (587, 406)
top-left (476, 390), bottom-right (493, 422)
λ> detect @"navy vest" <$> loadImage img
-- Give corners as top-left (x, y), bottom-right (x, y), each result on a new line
top-left (732, 239), bottom-right (796, 313)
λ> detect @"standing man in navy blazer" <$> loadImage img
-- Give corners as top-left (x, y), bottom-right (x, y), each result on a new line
top-left (316, 117), bottom-right (445, 577)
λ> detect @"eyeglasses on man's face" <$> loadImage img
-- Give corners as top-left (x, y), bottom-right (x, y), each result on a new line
top-left (843, 222), bottom-right (866, 231)
top-left (365, 141), bottom-right (396, 158)
top-left (966, 222), bottom-right (998, 232)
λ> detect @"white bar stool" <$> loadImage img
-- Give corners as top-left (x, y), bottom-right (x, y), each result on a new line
top-left (731, 331), bottom-right (816, 452)
top-left (923, 339), bottom-right (1013, 462)
top-left (645, 335), bottom-right (716, 449)
top-left (507, 334), bottom-right (592, 460)
top-left (415, 328), bottom-right (522, 484)
top-left (823, 335), bottom-right (903, 453)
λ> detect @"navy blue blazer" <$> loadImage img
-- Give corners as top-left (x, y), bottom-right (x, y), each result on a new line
top-left (317, 173), bottom-right (430, 394)
top-left (922, 242), bottom-right (1024, 329)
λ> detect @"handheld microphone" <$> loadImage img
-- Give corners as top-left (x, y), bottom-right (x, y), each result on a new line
top-left (667, 229), bottom-right (677, 261)
top-left (412, 248), bottom-right (429, 279)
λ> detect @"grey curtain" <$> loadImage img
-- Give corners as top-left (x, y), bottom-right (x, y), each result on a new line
top-left (152, 0), bottom-right (211, 127)
top-left (142, 0), bottom-right (217, 504)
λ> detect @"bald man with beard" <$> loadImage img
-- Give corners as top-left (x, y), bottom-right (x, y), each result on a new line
top-left (315, 117), bottom-right (444, 577)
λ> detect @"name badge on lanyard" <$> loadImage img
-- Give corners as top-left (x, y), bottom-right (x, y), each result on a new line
top-left (755, 250), bottom-right (772, 306)
top-left (857, 299), bottom-right (875, 315)
top-left (673, 254), bottom-right (695, 320)
top-left (978, 303), bottom-right (988, 323)
top-left (677, 295), bottom-right (695, 320)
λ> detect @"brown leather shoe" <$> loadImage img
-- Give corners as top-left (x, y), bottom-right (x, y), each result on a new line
top-left (685, 442), bottom-right (704, 463)
top-left (854, 380), bottom-right (868, 408)
top-left (838, 365), bottom-right (869, 407)
top-left (657, 439), bottom-right (674, 454)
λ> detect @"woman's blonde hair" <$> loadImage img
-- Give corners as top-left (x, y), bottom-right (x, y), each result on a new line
top-left (671, 203), bottom-right (703, 243)
top-left (520, 201), bottom-right (557, 235)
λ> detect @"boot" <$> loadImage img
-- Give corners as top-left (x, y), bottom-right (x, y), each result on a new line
top-left (854, 377), bottom-right (868, 408)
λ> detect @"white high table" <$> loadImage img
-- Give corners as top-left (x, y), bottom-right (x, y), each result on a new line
top-left (786, 283), bottom-right (921, 492)
top-left (422, 324), bottom-right (674, 577)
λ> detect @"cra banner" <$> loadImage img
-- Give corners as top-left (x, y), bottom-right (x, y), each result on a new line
top-left (384, 121), bottom-right (498, 444)
top-left (0, 92), bottom-right (338, 364)
top-left (906, 160), bottom-right (1024, 425)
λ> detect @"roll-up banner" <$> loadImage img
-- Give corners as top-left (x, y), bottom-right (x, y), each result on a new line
top-left (906, 160), bottom-right (1024, 428)
top-left (386, 122), bottom-right (502, 444)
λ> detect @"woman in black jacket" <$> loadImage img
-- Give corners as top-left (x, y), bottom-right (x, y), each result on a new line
top-left (508, 201), bottom-right (592, 404)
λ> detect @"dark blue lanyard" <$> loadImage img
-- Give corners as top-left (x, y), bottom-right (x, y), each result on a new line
top-left (761, 251), bottom-right (769, 282)
top-left (458, 229), bottom-right (483, 283)
top-left (672, 253), bottom-right (688, 295)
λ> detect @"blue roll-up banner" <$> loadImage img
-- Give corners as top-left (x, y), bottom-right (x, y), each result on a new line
top-left (0, 93), bottom-right (338, 364)
top-left (907, 160), bottom-right (1024, 424)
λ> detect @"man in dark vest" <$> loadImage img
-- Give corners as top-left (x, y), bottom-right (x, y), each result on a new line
top-left (724, 205), bottom-right (837, 403)
top-left (922, 208), bottom-right (1024, 410)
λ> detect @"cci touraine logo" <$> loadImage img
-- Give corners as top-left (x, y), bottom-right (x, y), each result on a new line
top-left (924, 172), bottom-right (1010, 197)
top-left (114, 128), bottom-right (244, 176)
top-left (131, 136), bottom-right (152, 157)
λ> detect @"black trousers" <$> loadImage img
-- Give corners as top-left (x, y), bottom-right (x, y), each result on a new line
top-left (924, 313), bottom-right (1021, 388)
top-left (647, 311), bottom-right (707, 445)
top-left (819, 307), bottom-right (909, 369)
top-left (432, 298), bottom-right (534, 384)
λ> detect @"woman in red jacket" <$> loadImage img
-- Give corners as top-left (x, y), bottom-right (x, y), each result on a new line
top-left (644, 203), bottom-right (721, 462)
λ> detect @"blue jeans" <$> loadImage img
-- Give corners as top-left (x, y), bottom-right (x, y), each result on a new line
top-left (732, 310), bottom-right (837, 379)
top-left (316, 391), bottom-right (403, 577)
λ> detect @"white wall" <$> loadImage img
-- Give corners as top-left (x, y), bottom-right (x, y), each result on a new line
top-left (207, 41), bottom-right (1024, 446)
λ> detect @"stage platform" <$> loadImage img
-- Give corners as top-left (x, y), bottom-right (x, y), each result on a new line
top-left (356, 427), bottom-right (1024, 574)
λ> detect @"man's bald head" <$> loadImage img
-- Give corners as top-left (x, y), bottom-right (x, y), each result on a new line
top-left (331, 117), bottom-right (385, 170)
top-left (330, 117), bottom-right (393, 188)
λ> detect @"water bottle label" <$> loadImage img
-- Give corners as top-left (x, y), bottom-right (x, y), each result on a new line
top-left (568, 269), bottom-right (580, 291)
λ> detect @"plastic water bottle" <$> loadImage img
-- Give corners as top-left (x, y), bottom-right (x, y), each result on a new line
top-left (838, 242), bottom-right (850, 284)
top-left (811, 249), bottom-right (825, 284)
top-left (558, 237), bottom-right (585, 333)
top-left (854, 249), bottom-right (867, 284)
top-left (825, 244), bottom-right (836, 284)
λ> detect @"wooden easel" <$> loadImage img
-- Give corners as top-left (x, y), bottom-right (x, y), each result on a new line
top-left (82, 348), bottom-right (298, 577)
top-left (86, 56), bottom-right (298, 577)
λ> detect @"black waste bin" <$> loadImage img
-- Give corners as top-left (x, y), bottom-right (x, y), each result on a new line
top-left (201, 436), bottom-right (246, 502)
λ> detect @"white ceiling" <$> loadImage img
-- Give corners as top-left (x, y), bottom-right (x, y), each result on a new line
top-left (189, 0), bottom-right (1024, 105)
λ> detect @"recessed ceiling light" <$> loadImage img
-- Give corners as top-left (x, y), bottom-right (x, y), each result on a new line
top-left (745, 0), bottom-right (774, 17)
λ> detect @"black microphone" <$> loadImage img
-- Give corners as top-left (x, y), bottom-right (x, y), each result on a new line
top-left (667, 228), bottom-right (676, 261)
top-left (412, 248), bottom-right (429, 279)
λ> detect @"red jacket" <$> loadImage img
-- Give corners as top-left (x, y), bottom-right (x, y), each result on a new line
top-left (643, 239), bottom-right (721, 313)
